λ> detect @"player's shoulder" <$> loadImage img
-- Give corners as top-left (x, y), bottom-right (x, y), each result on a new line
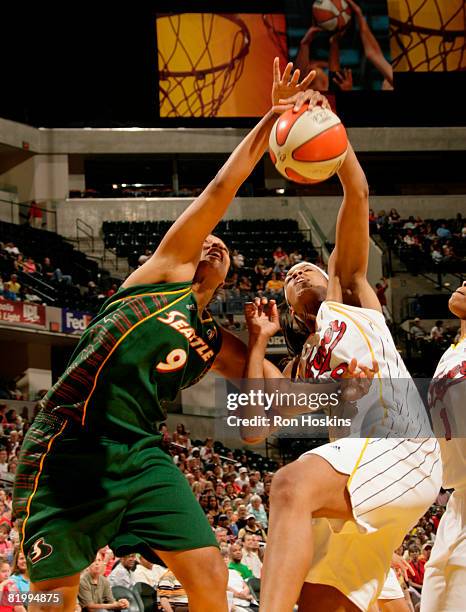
top-left (99, 281), bottom-right (193, 312)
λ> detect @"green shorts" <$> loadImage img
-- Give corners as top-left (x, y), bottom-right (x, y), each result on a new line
top-left (13, 411), bottom-right (217, 582)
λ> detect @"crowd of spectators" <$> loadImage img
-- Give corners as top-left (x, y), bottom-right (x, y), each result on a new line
top-left (406, 317), bottom-right (461, 375)
top-left (0, 407), bottom-right (452, 611)
top-left (134, 243), bottom-right (321, 310)
top-left (370, 209), bottom-right (465, 275)
top-left (0, 240), bottom-right (116, 314)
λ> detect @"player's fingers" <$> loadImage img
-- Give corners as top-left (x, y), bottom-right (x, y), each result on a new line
top-left (293, 92), bottom-right (307, 111)
top-left (281, 62), bottom-right (293, 84)
top-left (300, 69), bottom-right (316, 89)
top-left (371, 360), bottom-right (379, 374)
top-left (348, 358), bottom-right (357, 375)
top-left (244, 302), bottom-right (257, 317)
top-left (273, 56), bottom-right (280, 83)
top-left (290, 68), bottom-right (301, 85)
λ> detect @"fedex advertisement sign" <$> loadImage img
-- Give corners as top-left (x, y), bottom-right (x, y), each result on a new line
top-left (62, 309), bottom-right (93, 334)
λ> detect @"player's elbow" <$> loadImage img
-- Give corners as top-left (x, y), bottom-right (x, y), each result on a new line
top-left (240, 429), bottom-right (266, 445)
top-left (353, 177), bottom-right (369, 201)
top-left (241, 436), bottom-right (265, 445)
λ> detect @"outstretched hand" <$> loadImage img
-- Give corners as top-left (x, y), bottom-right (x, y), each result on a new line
top-left (333, 68), bottom-right (353, 91)
top-left (272, 57), bottom-right (316, 111)
top-left (340, 358), bottom-right (379, 402)
top-left (245, 297), bottom-right (280, 340)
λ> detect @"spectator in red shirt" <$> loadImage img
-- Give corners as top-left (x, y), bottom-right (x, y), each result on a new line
top-left (407, 544), bottom-right (425, 594)
top-left (27, 201), bottom-right (43, 229)
top-left (375, 277), bottom-right (392, 323)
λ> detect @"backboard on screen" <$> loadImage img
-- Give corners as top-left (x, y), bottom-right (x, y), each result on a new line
top-left (388, 0), bottom-right (466, 72)
top-left (156, 13), bottom-right (288, 117)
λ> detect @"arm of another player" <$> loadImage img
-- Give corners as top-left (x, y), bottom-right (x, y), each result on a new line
top-left (347, 0), bottom-right (393, 87)
top-left (211, 325), bottom-right (282, 382)
top-left (327, 143), bottom-right (382, 310)
top-left (123, 59), bottom-right (316, 288)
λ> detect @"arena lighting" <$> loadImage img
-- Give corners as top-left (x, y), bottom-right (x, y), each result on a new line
top-left (112, 184), bottom-right (118, 189)
top-left (121, 183), bottom-right (127, 187)
top-left (134, 183), bottom-right (142, 187)
top-left (275, 188), bottom-right (285, 194)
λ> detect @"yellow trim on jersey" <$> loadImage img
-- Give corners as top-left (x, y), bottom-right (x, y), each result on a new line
top-left (451, 336), bottom-right (466, 350)
top-left (106, 287), bottom-right (191, 309)
top-left (347, 437), bottom-right (370, 487)
top-left (81, 289), bottom-right (192, 425)
top-left (20, 420), bottom-right (68, 553)
top-left (327, 303), bottom-right (388, 420)
top-left (326, 301), bottom-right (387, 334)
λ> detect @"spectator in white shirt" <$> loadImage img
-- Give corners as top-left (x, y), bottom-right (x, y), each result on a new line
top-left (235, 467), bottom-right (249, 488)
top-left (132, 555), bottom-right (166, 588)
top-left (232, 250), bottom-right (245, 270)
top-left (200, 437), bottom-right (214, 461)
top-left (108, 555), bottom-right (136, 589)
top-left (430, 320), bottom-right (444, 341)
top-left (241, 534), bottom-right (262, 579)
top-left (0, 449), bottom-right (8, 475)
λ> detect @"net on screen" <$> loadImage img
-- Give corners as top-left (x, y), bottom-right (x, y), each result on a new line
top-left (157, 13), bottom-right (250, 117)
top-left (389, 0), bottom-right (466, 72)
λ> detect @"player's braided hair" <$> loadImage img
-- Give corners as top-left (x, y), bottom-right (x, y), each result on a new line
top-left (279, 301), bottom-right (309, 359)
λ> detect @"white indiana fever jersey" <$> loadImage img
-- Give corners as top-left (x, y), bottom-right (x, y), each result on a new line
top-left (296, 300), bottom-right (433, 438)
top-left (429, 338), bottom-right (466, 489)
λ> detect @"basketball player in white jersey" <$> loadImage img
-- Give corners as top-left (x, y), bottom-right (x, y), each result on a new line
top-left (243, 89), bottom-right (441, 612)
top-left (421, 282), bottom-right (466, 612)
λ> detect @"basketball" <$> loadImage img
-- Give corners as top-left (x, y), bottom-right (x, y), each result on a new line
top-left (269, 104), bottom-right (348, 183)
top-left (312, 0), bottom-right (352, 31)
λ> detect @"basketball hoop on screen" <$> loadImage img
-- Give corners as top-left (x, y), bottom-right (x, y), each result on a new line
top-left (157, 13), bottom-right (250, 117)
top-left (389, 0), bottom-right (466, 72)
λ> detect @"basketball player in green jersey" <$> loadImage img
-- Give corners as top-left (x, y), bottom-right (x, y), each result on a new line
top-left (13, 60), bottom-right (321, 612)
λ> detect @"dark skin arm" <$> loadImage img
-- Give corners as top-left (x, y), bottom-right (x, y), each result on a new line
top-left (276, 88), bottom-right (380, 310)
top-left (123, 59), bottom-right (316, 288)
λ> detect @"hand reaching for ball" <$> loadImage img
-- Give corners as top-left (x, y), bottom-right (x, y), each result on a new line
top-left (271, 57), bottom-right (317, 112)
top-left (276, 89), bottom-right (332, 114)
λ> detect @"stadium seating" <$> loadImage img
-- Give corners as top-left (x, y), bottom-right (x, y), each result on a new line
top-left (374, 216), bottom-right (465, 275)
top-left (0, 221), bottom-right (111, 311)
top-left (102, 218), bottom-right (319, 271)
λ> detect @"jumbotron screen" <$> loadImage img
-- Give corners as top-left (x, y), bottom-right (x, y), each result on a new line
top-left (156, 13), bottom-right (288, 118)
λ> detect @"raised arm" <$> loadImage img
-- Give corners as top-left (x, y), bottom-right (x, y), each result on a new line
top-left (347, 0), bottom-right (394, 87)
top-left (123, 59), bottom-right (316, 287)
top-left (326, 143), bottom-right (381, 309)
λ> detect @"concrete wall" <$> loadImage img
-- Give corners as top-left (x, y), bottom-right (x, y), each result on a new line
top-left (56, 194), bottom-right (466, 240)
top-left (2, 116), bottom-right (466, 155)
top-left (56, 196), bottom-right (308, 238)
top-left (0, 155), bottom-right (69, 202)
top-left (42, 125), bottom-right (464, 154)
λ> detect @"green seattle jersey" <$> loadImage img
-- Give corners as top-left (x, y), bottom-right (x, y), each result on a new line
top-left (41, 282), bottom-right (222, 438)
